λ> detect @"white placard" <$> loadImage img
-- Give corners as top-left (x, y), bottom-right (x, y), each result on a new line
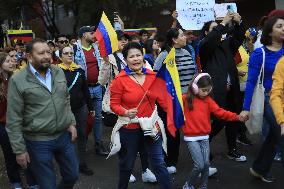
top-left (214, 3), bottom-right (238, 19)
top-left (176, 0), bottom-right (215, 30)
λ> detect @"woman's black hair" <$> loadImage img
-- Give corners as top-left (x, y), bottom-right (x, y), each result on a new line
top-left (162, 28), bottom-right (180, 52)
top-left (144, 39), bottom-right (154, 54)
top-left (122, 42), bottom-right (143, 59)
top-left (200, 21), bottom-right (215, 40)
top-left (261, 16), bottom-right (283, 46)
top-left (187, 74), bottom-right (213, 110)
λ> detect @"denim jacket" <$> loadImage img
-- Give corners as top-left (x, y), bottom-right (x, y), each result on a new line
top-left (74, 39), bottom-right (102, 79)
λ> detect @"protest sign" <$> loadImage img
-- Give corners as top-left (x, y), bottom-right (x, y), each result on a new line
top-left (176, 0), bottom-right (215, 30)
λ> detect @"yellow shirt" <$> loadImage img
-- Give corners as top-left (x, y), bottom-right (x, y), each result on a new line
top-left (270, 56), bottom-right (284, 125)
top-left (236, 46), bottom-right (249, 83)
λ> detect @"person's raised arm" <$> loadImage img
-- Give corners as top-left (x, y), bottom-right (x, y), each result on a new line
top-left (228, 13), bottom-right (246, 55)
top-left (171, 10), bottom-right (178, 29)
top-left (200, 12), bottom-right (234, 57)
top-left (114, 15), bottom-right (125, 32)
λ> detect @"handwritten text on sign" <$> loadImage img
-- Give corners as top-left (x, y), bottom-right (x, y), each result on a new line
top-left (176, 0), bottom-right (215, 30)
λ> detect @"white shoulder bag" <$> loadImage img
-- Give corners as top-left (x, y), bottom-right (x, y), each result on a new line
top-left (245, 47), bottom-right (265, 134)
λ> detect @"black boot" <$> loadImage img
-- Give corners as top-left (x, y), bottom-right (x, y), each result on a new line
top-left (95, 141), bottom-right (109, 156)
top-left (79, 163), bottom-right (94, 176)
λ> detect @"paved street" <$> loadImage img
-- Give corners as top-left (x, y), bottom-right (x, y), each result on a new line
top-left (0, 126), bottom-right (283, 189)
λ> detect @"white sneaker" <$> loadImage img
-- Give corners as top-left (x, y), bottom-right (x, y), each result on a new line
top-left (198, 167), bottom-right (218, 177)
top-left (167, 166), bottom-right (177, 174)
top-left (129, 174), bottom-right (136, 183)
top-left (142, 168), bottom-right (157, 183)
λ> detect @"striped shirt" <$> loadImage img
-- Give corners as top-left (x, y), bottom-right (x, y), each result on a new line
top-left (154, 48), bottom-right (197, 94)
top-left (175, 48), bottom-right (196, 93)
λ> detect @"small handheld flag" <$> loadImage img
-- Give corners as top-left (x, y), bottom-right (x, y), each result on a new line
top-left (95, 12), bottom-right (118, 57)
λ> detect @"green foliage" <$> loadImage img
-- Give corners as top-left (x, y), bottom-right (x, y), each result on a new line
top-left (0, 0), bottom-right (22, 21)
top-left (0, 0), bottom-right (169, 37)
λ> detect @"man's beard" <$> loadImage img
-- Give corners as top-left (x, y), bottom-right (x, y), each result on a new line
top-left (38, 62), bottom-right (51, 72)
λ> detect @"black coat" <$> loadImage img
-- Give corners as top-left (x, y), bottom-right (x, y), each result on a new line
top-left (62, 68), bottom-right (94, 111)
top-left (199, 23), bottom-right (245, 110)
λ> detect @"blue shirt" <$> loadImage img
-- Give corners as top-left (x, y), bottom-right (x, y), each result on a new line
top-left (29, 63), bottom-right (52, 92)
top-left (243, 46), bottom-right (284, 110)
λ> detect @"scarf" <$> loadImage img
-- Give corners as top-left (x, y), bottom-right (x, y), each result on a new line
top-left (125, 66), bottom-right (147, 75)
top-left (58, 62), bottom-right (80, 72)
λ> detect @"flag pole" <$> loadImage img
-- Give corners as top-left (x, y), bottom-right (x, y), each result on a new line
top-left (136, 90), bottom-right (148, 109)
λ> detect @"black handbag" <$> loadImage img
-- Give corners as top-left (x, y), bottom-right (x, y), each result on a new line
top-left (102, 111), bottom-right (118, 127)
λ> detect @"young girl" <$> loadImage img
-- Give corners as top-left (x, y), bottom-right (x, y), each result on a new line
top-left (182, 73), bottom-right (247, 189)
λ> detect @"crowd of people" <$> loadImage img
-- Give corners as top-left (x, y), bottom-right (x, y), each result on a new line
top-left (0, 8), bottom-right (284, 189)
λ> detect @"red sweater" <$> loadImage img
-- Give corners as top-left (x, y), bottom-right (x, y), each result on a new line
top-left (110, 69), bottom-right (167, 129)
top-left (0, 79), bottom-right (8, 124)
top-left (182, 95), bottom-right (238, 137)
top-left (84, 48), bottom-right (99, 84)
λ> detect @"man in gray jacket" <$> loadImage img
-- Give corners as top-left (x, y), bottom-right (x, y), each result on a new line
top-left (6, 38), bottom-right (78, 189)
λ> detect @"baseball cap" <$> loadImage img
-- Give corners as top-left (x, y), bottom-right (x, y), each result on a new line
top-left (78, 26), bottom-right (96, 38)
top-left (116, 30), bottom-right (130, 40)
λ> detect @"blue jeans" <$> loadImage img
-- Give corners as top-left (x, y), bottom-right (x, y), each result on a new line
top-left (252, 95), bottom-right (284, 175)
top-left (0, 123), bottom-right (37, 188)
top-left (118, 128), bottom-right (172, 189)
top-left (186, 139), bottom-right (210, 189)
top-left (89, 85), bottom-right (103, 143)
top-left (262, 117), bottom-right (282, 157)
top-left (26, 132), bottom-right (79, 189)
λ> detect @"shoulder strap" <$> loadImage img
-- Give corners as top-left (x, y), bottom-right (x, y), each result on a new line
top-left (259, 47), bottom-right (265, 85)
top-left (113, 53), bottom-right (122, 72)
top-left (68, 72), bottom-right (80, 92)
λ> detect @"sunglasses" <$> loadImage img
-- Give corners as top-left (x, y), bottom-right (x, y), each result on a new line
top-left (62, 52), bottom-right (74, 56)
top-left (58, 40), bottom-right (69, 44)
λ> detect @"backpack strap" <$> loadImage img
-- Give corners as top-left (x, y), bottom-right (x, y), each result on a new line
top-left (68, 72), bottom-right (80, 92)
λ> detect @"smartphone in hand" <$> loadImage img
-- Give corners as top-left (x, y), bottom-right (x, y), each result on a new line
top-left (113, 11), bottom-right (121, 30)
top-left (227, 5), bottom-right (234, 13)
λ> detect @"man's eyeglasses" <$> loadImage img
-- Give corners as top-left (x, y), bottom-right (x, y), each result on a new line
top-left (62, 52), bottom-right (74, 56)
top-left (58, 40), bottom-right (69, 44)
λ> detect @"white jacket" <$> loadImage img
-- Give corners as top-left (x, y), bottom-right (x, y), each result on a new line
top-left (107, 106), bottom-right (167, 159)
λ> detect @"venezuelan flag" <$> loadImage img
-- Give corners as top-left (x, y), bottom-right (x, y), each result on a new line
top-left (7, 30), bottom-right (33, 42)
top-left (95, 12), bottom-right (118, 57)
top-left (151, 48), bottom-right (185, 137)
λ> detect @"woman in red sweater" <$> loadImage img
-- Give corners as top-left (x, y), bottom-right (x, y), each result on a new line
top-left (182, 73), bottom-right (247, 189)
top-left (110, 42), bottom-right (171, 189)
top-left (0, 52), bottom-right (38, 189)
